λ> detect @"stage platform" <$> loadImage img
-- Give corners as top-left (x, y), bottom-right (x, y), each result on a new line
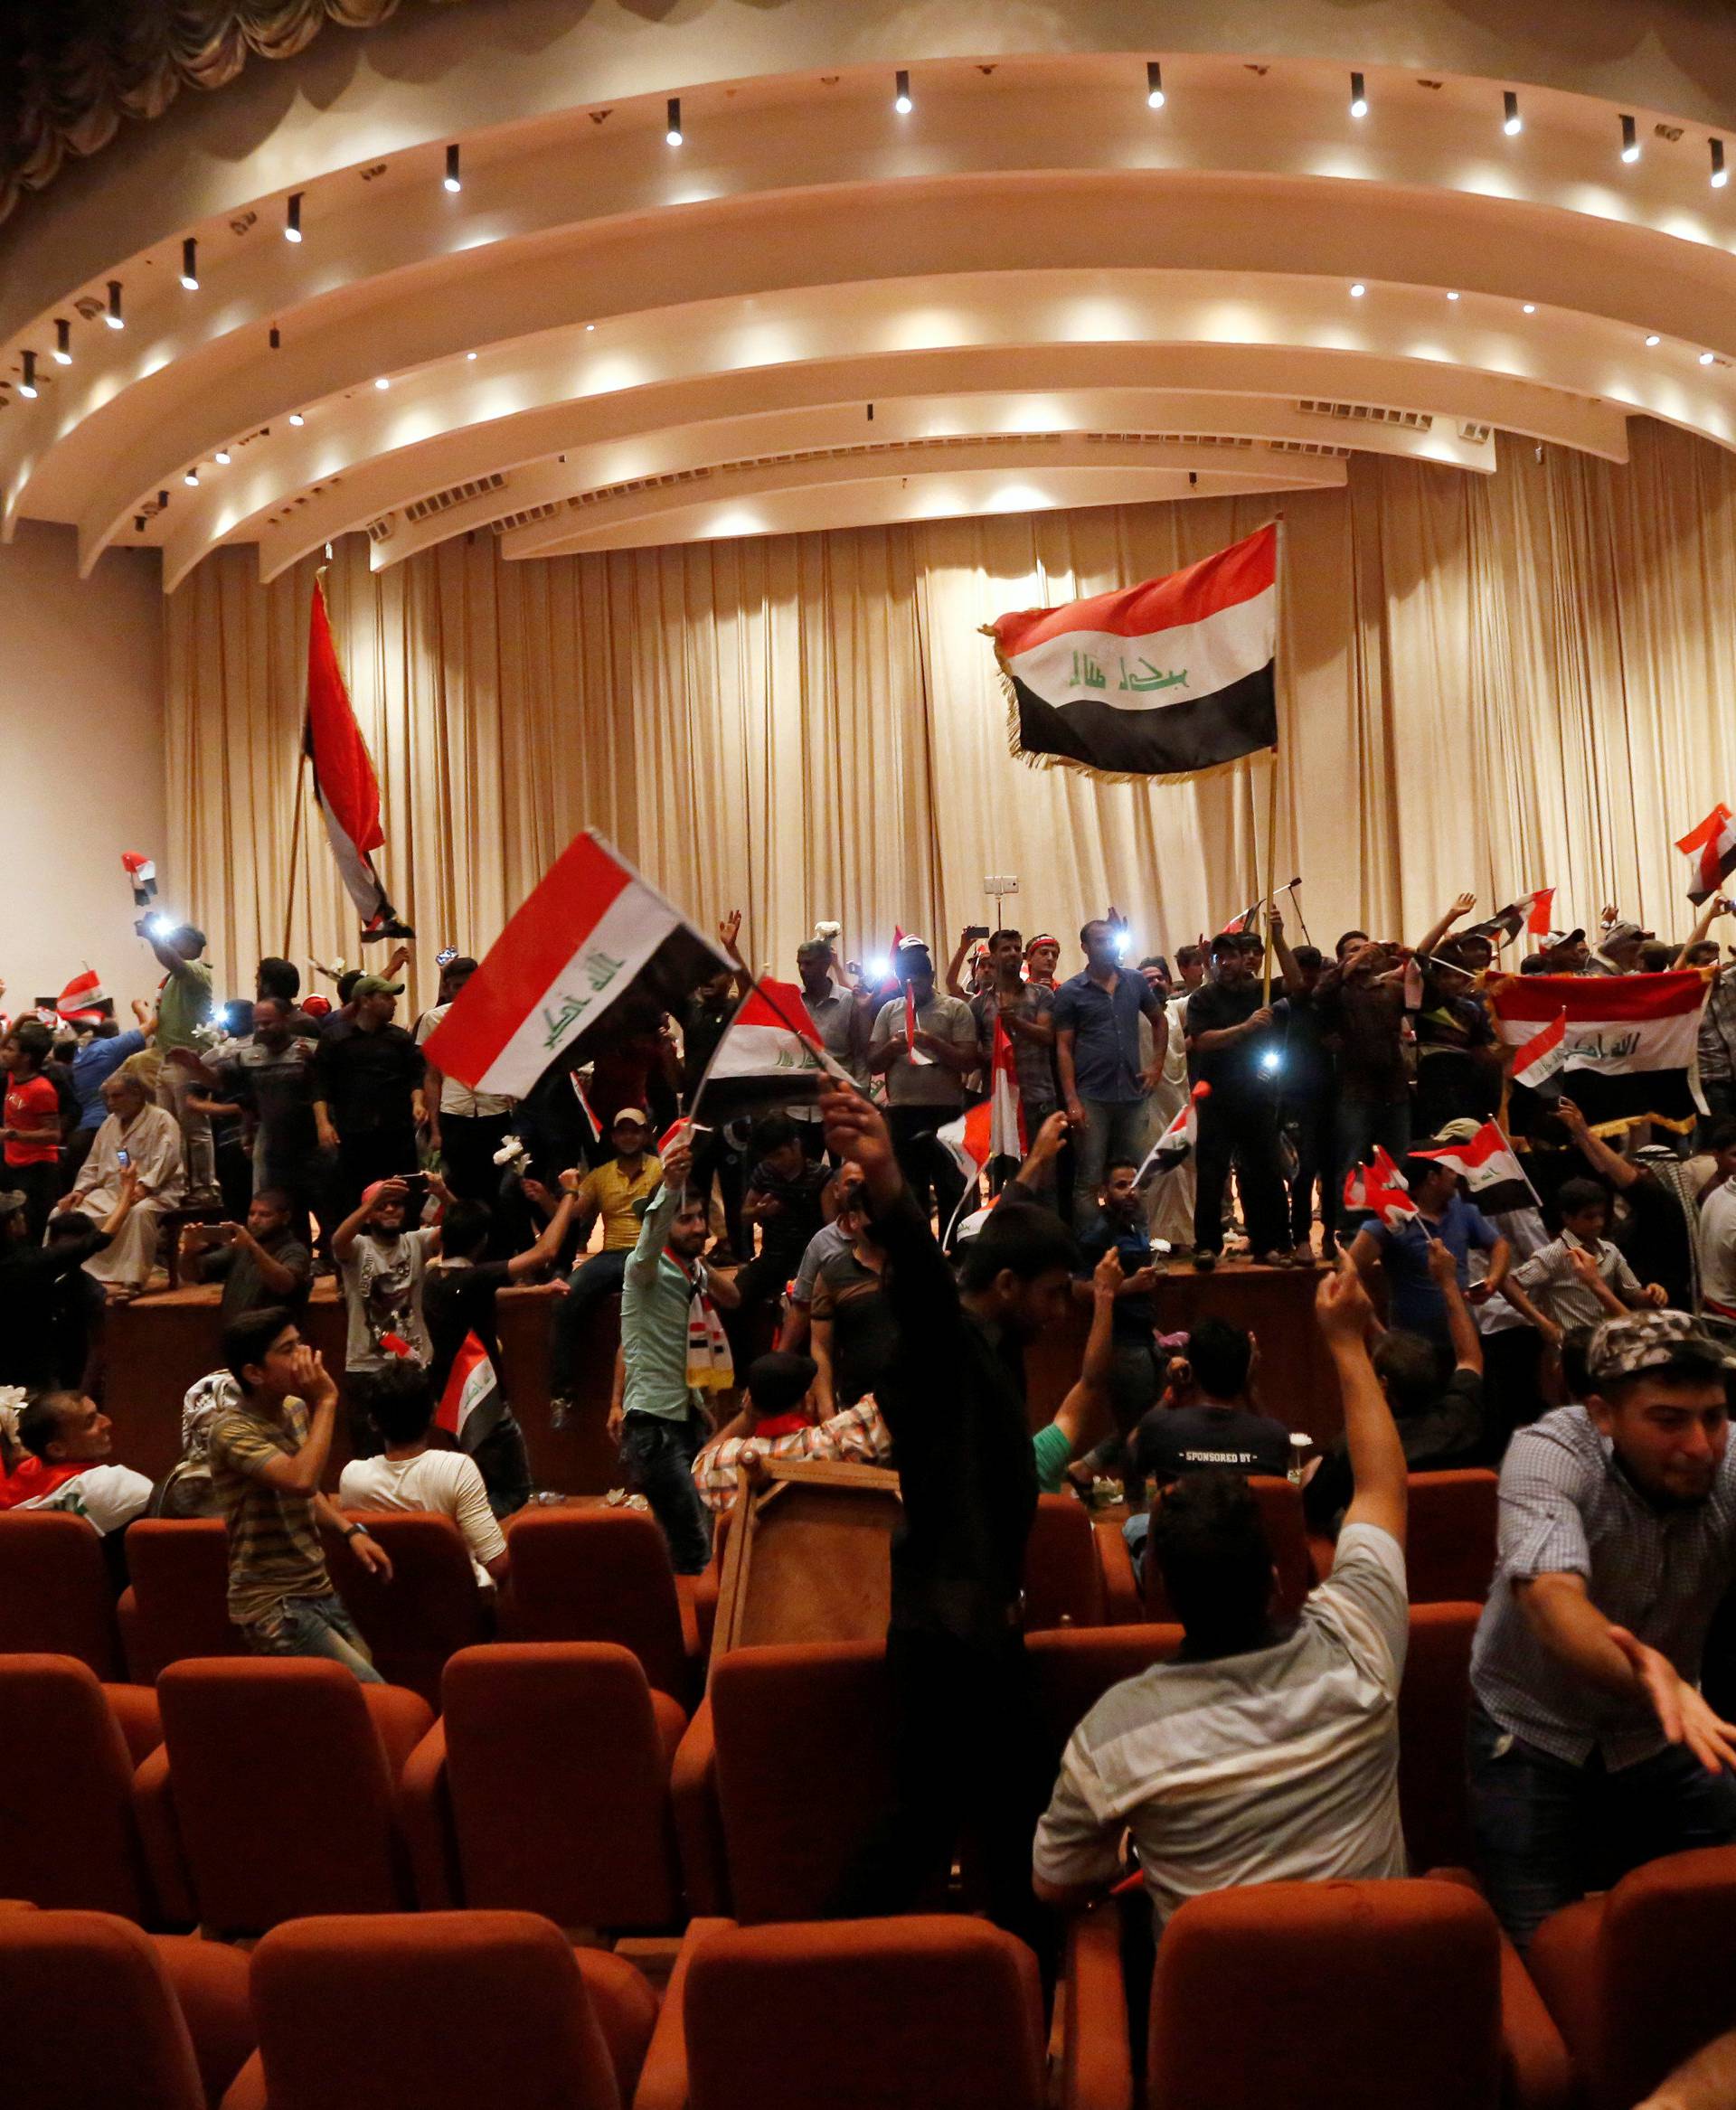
top-left (99, 1258), bottom-right (1343, 1494)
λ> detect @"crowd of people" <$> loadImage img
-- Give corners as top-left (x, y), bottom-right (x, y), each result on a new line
top-left (5, 881), bottom-right (1736, 1973)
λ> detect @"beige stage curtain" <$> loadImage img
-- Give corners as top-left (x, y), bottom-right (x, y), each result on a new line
top-left (166, 419), bottom-right (1736, 1013)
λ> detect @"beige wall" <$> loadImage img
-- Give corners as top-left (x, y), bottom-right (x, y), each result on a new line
top-left (0, 523), bottom-right (165, 1016)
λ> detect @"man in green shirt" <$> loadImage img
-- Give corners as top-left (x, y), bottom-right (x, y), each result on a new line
top-left (206, 1305), bottom-right (392, 1681)
top-left (609, 1136), bottom-right (739, 1573)
top-left (146, 921), bottom-right (217, 1199)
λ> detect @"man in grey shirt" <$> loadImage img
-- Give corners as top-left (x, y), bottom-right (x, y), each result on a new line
top-left (1468, 1309), bottom-right (1736, 1947)
top-left (867, 940), bottom-right (979, 1226)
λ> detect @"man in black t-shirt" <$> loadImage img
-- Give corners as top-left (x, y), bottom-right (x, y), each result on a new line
top-left (423, 1186), bottom-right (578, 1516)
top-left (1130, 1316), bottom-right (1293, 1486)
top-left (314, 976), bottom-right (426, 1223)
top-left (1183, 931), bottom-right (1297, 1268)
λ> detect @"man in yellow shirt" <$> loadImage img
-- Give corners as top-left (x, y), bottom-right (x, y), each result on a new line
top-left (549, 1109), bottom-right (663, 1417)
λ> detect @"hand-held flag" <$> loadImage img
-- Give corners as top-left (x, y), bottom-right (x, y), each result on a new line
top-left (1134, 1081), bottom-right (1210, 1191)
top-left (1510, 1011), bottom-right (1567, 1092)
top-left (305, 578), bottom-right (413, 943)
top-left (1412, 1119), bottom-right (1538, 1213)
top-left (56, 970), bottom-right (108, 1026)
top-left (1677, 805), bottom-right (1736, 904)
top-left (1344, 1144), bottom-right (1419, 1229)
top-left (991, 523), bottom-right (1277, 780)
top-left (435, 1333), bottom-right (504, 1453)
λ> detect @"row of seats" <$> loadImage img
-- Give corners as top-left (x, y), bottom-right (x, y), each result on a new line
top-left (0, 1472), bottom-right (1501, 1702)
top-left (1, 1610), bottom-right (1476, 1940)
top-left (10, 1860), bottom-right (1736, 2110)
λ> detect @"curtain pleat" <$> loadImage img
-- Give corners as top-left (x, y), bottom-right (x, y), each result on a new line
top-left (165, 420), bottom-right (1736, 1008)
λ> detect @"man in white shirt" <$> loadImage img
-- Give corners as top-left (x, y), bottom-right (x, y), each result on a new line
top-left (1696, 1119), bottom-right (1736, 1323)
top-left (333, 1174), bottom-right (444, 1454)
top-left (337, 1361), bottom-right (508, 1588)
top-left (0, 1391), bottom-right (153, 1535)
top-left (1033, 1258), bottom-right (1410, 1932)
top-left (416, 957), bottom-right (516, 1204)
top-left (53, 1070), bottom-right (185, 1294)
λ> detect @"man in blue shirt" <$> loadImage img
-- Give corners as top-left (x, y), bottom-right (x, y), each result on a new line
top-left (65, 1003), bottom-right (155, 1178)
top-left (1346, 1154), bottom-right (1509, 1349)
top-left (1053, 919), bottom-right (1167, 1233)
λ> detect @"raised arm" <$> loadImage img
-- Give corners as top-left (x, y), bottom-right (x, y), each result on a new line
top-left (943, 928), bottom-right (973, 1000)
top-left (1050, 1248), bottom-right (1123, 1456)
top-left (252, 1350), bottom-right (340, 1494)
top-left (1427, 1237), bottom-right (1484, 1377)
top-left (1413, 891), bottom-right (1477, 962)
top-left (333, 1179), bottom-right (403, 1267)
top-left (1675, 895), bottom-right (1729, 966)
top-left (1269, 909), bottom-right (1306, 1000)
top-left (1315, 1258), bottom-right (1407, 1547)
top-left (1005, 1108), bottom-right (1071, 1201)
top-left (505, 1178), bottom-right (580, 1279)
top-left (1555, 1097), bottom-right (1638, 1192)
top-left (820, 1079), bottom-right (959, 1336)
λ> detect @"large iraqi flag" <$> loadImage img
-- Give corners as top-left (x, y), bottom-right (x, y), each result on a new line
top-left (1487, 971), bottom-right (1711, 1135)
top-left (423, 830), bottom-right (730, 1099)
top-left (989, 523), bottom-right (1277, 778)
top-left (305, 578), bottom-right (412, 942)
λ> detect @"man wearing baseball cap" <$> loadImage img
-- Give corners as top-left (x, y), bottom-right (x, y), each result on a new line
top-left (1468, 1309), bottom-right (1736, 1946)
top-left (313, 972), bottom-right (425, 1223)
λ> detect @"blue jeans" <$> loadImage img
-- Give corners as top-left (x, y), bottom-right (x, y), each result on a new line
top-left (1072, 1099), bottom-right (1149, 1233)
top-left (1335, 1099), bottom-right (1411, 1229)
top-left (550, 1248), bottom-right (631, 1399)
top-left (240, 1591), bottom-right (383, 1684)
top-left (1467, 1701), bottom-right (1736, 1948)
top-left (620, 1408), bottom-right (712, 1575)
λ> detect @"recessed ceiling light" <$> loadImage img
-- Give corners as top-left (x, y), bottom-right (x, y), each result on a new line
top-left (586, 322), bottom-right (596, 332)
top-left (1349, 282), bottom-right (1366, 297)
top-left (1646, 333), bottom-right (1661, 347)
top-left (288, 410), bottom-right (305, 425)
top-left (466, 350), bottom-right (477, 361)
top-left (1446, 290), bottom-right (1460, 301)
top-left (1523, 303), bottom-right (1537, 315)
top-left (213, 447), bottom-right (231, 465)
top-left (374, 376), bottom-right (390, 390)
top-left (1701, 350), bottom-right (1717, 365)
top-left (184, 469), bottom-right (199, 486)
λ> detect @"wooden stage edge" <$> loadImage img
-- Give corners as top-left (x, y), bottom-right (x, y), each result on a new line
top-left (99, 1259), bottom-right (1343, 1494)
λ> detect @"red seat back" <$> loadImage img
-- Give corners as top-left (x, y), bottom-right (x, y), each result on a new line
top-left (0, 1512), bottom-right (120, 1677)
top-left (1143, 1475), bottom-right (1314, 1621)
top-left (710, 1640), bottom-right (901, 1923)
top-left (0, 1656), bottom-right (153, 1919)
top-left (0, 1906), bottom-right (206, 2110)
top-left (1025, 1622), bottom-right (1185, 1761)
top-left (684, 1917), bottom-right (1046, 2110)
top-left (247, 1910), bottom-right (625, 2110)
top-left (156, 1659), bottom-right (418, 1934)
top-left (1398, 1604), bottom-right (1479, 1873)
top-left (1406, 1471), bottom-right (1498, 1604)
top-left (1148, 1879), bottom-right (1504, 2110)
top-left (1021, 1493), bottom-right (1106, 1631)
top-left (1592, 1847), bottom-right (1736, 2110)
top-left (441, 1642), bottom-right (684, 1930)
top-left (497, 1508), bottom-right (690, 1700)
top-left (126, 1518), bottom-right (246, 1678)
top-left (323, 1512), bottom-right (487, 1707)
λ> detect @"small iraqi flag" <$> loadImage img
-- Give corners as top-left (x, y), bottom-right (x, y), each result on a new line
top-left (1344, 1145), bottom-right (1420, 1230)
top-left (435, 1332), bottom-right (504, 1453)
top-left (120, 852), bottom-right (156, 907)
top-left (56, 970), bottom-right (109, 1026)
top-left (1135, 1081), bottom-right (1211, 1190)
top-left (690, 978), bottom-right (839, 1122)
top-left (1413, 1120), bottom-right (1537, 1216)
top-left (1467, 890), bottom-right (1554, 946)
top-left (424, 830), bottom-right (731, 1100)
top-left (1677, 805), bottom-right (1736, 905)
top-left (990, 523), bottom-right (1277, 780)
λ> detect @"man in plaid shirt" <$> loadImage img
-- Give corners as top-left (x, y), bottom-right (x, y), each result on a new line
top-left (1469, 1310), bottom-right (1736, 1947)
top-left (691, 1350), bottom-right (889, 1514)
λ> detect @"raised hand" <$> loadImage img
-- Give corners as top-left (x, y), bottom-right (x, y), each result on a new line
top-left (1092, 1248), bottom-right (1123, 1300)
top-left (1315, 1253), bottom-right (1375, 1343)
top-left (1450, 890), bottom-right (1477, 920)
top-left (719, 909), bottom-right (743, 957)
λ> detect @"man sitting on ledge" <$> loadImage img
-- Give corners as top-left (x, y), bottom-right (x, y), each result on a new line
top-left (691, 1349), bottom-right (890, 1514)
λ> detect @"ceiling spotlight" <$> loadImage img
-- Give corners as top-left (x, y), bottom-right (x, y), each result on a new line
top-left (444, 144), bottom-right (461, 193)
top-left (894, 70), bottom-right (912, 115)
top-left (1446, 289), bottom-right (1460, 301)
top-left (1620, 114), bottom-right (1639, 163)
top-left (665, 98), bottom-right (683, 146)
top-left (1503, 90), bottom-right (1522, 137)
top-left (105, 280), bottom-right (124, 330)
top-left (157, 491), bottom-right (168, 510)
top-left (180, 236), bottom-right (199, 290)
top-left (214, 447), bottom-right (231, 464)
top-left (1349, 282), bottom-right (1366, 297)
top-left (374, 376), bottom-right (390, 390)
top-left (269, 325), bottom-right (281, 349)
top-left (1713, 139), bottom-right (1729, 188)
top-left (285, 192), bottom-right (303, 242)
top-left (288, 410), bottom-right (305, 426)
top-left (1701, 350), bottom-right (1717, 365)
top-left (135, 515), bottom-right (146, 533)
top-left (466, 350), bottom-right (477, 361)
top-left (1146, 61), bottom-right (1165, 109)
top-left (586, 321), bottom-right (596, 331)
top-left (18, 351), bottom-right (37, 399)
top-left (1350, 71), bottom-right (1367, 119)
top-left (1646, 333), bottom-right (1661, 346)
top-left (1523, 302), bottom-right (1537, 314)
top-left (53, 318), bottom-right (71, 364)
top-left (184, 469), bottom-right (199, 487)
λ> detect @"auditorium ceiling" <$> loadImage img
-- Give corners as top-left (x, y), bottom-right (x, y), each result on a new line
top-left (5, 7), bottom-right (1736, 589)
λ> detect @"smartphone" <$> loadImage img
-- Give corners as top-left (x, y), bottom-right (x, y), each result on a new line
top-left (400, 1171), bottom-right (429, 1200)
top-left (117, 1148), bottom-right (131, 1168)
top-left (963, 924), bottom-right (991, 943)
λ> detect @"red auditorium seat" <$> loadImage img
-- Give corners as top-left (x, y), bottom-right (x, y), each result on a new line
top-left (1406, 1471), bottom-right (1499, 1604)
top-left (1145, 1879), bottom-right (1507, 2110)
top-left (0, 1903), bottom-right (254, 2110)
top-left (226, 1909), bottom-right (657, 2110)
top-left (497, 1506), bottom-right (702, 1703)
top-left (670, 1699), bottom-right (732, 1917)
top-left (1143, 1474), bottom-right (1316, 1620)
top-left (1526, 1845), bottom-right (1736, 2110)
top-left (321, 1511), bottom-right (489, 1706)
top-left (0, 1511), bottom-right (122, 1677)
top-left (1398, 1603), bottom-right (1480, 1873)
top-left (399, 1642), bottom-right (686, 1927)
top-left (639, 1916), bottom-right (1073, 2110)
top-left (1092, 1515), bottom-right (1144, 1623)
top-left (121, 1518), bottom-right (246, 1681)
top-left (144, 1658), bottom-right (432, 1936)
top-left (707, 1640), bottom-right (901, 1923)
top-left (0, 1655), bottom-right (170, 1923)
top-left (1022, 1492), bottom-right (1108, 1629)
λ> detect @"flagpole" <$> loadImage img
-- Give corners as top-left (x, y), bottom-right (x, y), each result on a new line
top-left (1261, 515), bottom-right (1286, 1003)
top-left (281, 745), bottom-right (309, 962)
